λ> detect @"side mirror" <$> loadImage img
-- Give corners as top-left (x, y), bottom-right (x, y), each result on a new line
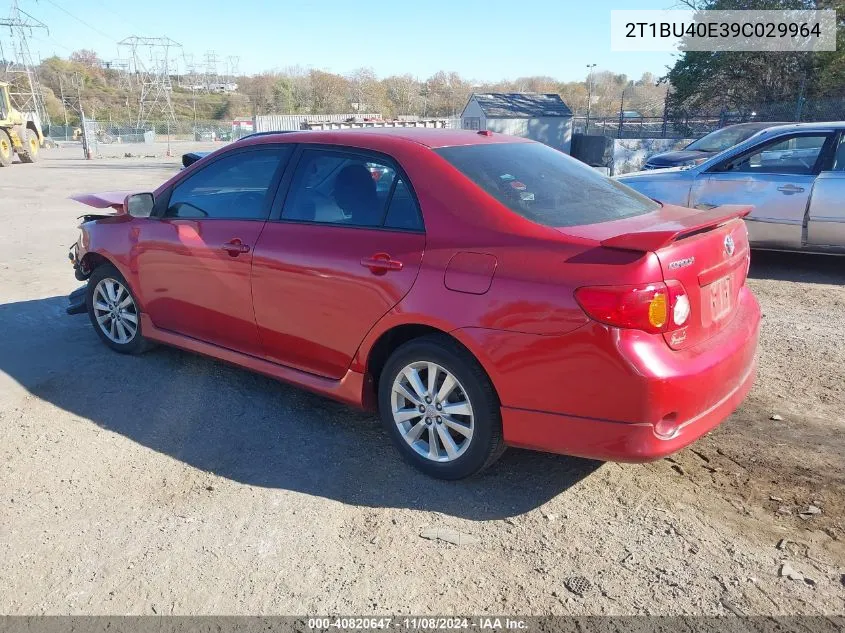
top-left (125, 192), bottom-right (155, 217)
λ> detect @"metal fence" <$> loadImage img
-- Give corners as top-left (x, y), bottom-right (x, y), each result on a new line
top-left (253, 113), bottom-right (381, 132)
top-left (574, 97), bottom-right (845, 139)
top-left (44, 118), bottom-right (245, 144)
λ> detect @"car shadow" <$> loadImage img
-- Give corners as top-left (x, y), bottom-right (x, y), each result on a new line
top-left (0, 295), bottom-right (601, 520)
top-left (749, 249), bottom-right (845, 285)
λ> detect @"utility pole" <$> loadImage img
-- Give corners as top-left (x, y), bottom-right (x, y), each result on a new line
top-left (585, 63), bottom-right (596, 134)
top-left (74, 74), bottom-right (91, 159)
top-left (618, 81), bottom-right (633, 138)
top-left (58, 74), bottom-right (69, 140)
top-left (794, 74), bottom-right (807, 122)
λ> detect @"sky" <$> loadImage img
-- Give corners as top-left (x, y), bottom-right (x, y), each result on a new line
top-left (8, 0), bottom-right (678, 83)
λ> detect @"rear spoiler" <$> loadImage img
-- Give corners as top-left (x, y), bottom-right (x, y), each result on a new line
top-left (600, 205), bottom-right (752, 252)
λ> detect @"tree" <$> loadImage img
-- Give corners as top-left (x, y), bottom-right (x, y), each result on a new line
top-left (810, 0), bottom-right (845, 97)
top-left (309, 70), bottom-right (348, 114)
top-left (382, 74), bottom-right (419, 117)
top-left (346, 67), bottom-right (383, 114)
top-left (663, 0), bottom-right (841, 116)
top-left (70, 49), bottom-right (100, 68)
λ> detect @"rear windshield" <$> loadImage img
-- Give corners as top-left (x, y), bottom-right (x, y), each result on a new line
top-left (435, 143), bottom-right (658, 227)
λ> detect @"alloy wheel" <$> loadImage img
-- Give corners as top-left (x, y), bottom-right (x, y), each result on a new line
top-left (93, 278), bottom-right (138, 344)
top-left (391, 361), bottom-right (474, 462)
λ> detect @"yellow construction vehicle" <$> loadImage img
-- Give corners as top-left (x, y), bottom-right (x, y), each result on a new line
top-left (0, 81), bottom-right (45, 167)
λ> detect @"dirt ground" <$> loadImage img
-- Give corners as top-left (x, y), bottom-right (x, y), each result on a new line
top-left (0, 144), bottom-right (843, 616)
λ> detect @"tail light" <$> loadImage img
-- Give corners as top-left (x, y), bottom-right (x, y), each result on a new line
top-left (575, 281), bottom-right (689, 334)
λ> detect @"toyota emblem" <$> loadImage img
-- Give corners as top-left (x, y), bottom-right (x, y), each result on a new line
top-left (724, 234), bottom-right (735, 257)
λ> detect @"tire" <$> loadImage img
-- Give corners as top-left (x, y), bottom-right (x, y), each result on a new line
top-left (0, 129), bottom-right (12, 167)
top-left (17, 128), bottom-right (39, 163)
top-left (86, 264), bottom-right (151, 354)
top-left (378, 334), bottom-right (505, 479)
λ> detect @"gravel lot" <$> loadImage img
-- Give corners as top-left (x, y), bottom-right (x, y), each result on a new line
top-left (1, 145), bottom-right (843, 616)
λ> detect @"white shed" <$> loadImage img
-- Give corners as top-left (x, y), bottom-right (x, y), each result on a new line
top-left (460, 93), bottom-right (573, 153)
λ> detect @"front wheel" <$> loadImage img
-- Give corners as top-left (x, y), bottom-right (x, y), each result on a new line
top-left (86, 264), bottom-right (151, 354)
top-left (17, 128), bottom-right (39, 163)
top-left (378, 335), bottom-right (505, 479)
top-left (0, 129), bottom-right (12, 167)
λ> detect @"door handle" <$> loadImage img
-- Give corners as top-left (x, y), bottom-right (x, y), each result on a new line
top-left (777, 185), bottom-right (805, 194)
top-left (221, 239), bottom-right (251, 256)
top-left (361, 252), bottom-right (403, 273)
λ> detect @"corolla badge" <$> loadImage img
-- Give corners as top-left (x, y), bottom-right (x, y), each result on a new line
top-left (668, 256), bottom-right (695, 270)
top-left (724, 234), bottom-right (735, 257)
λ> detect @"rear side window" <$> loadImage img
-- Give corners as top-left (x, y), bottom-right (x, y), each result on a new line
top-left (435, 143), bottom-right (658, 227)
top-left (280, 148), bottom-right (423, 230)
top-left (384, 178), bottom-right (423, 230)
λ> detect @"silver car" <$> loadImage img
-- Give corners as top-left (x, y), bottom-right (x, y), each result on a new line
top-left (617, 122), bottom-right (845, 254)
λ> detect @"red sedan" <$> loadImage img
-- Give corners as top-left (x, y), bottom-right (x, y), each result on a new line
top-left (68, 129), bottom-right (761, 479)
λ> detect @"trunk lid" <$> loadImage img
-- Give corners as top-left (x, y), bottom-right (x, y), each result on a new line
top-left (563, 203), bottom-right (752, 350)
top-left (652, 214), bottom-right (750, 349)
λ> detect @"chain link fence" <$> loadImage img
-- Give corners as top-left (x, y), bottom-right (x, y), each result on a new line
top-left (575, 97), bottom-right (845, 140)
top-left (44, 118), bottom-right (250, 145)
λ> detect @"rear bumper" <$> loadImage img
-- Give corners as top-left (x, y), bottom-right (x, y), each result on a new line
top-left (502, 357), bottom-right (756, 462)
top-left (457, 286), bottom-right (761, 462)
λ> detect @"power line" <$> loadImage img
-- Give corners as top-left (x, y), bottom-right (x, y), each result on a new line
top-left (38, 0), bottom-right (115, 41)
top-left (93, 0), bottom-right (135, 30)
top-left (30, 34), bottom-right (74, 54)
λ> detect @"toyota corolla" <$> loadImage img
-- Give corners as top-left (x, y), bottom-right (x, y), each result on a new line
top-left (67, 129), bottom-right (761, 479)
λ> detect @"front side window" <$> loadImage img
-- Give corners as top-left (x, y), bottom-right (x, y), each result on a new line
top-left (436, 142), bottom-right (659, 227)
top-left (282, 149), bottom-right (418, 228)
top-left (165, 148), bottom-right (291, 219)
top-left (720, 134), bottom-right (829, 175)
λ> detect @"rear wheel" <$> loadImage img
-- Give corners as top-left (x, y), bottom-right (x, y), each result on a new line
top-left (86, 264), bottom-right (151, 354)
top-left (17, 128), bottom-right (39, 163)
top-left (378, 334), bottom-right (505, 479)
top-left (0, 129), bottom-right (12, 167)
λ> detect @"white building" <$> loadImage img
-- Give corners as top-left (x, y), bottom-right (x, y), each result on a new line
top-left (460, 93), bottom-right (573, 153)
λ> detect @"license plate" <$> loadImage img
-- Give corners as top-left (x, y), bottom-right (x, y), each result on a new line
top-left (709, 274), bottom-right (733, 320)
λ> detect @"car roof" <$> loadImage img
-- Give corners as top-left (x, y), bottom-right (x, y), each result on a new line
top-left (749, 121), bottom-right (845, 134)
top-left (233, 127), bottom-right (530, 150)
top-left (719, 121), bottom-right (787, 131)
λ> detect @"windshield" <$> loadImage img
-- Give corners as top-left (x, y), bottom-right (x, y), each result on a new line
top-left (435, 142), bottom-right (659, 227)
top-left (686, 126), bottom-right (766, 153)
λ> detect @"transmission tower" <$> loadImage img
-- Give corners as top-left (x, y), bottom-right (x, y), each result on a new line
top-left (203, 50), bottom-right (220, 92)
top-left (117, 36), bottom-right (182, 127)
top-left (182, 52), bottom-right (203, 91)
top-left (0, 0), bottom-right (51, 126)
top-left (226, 56), bottom-right (240, 84)
top-left (106, 58), bottom-right (133, 91)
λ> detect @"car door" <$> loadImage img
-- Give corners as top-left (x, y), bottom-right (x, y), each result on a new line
top-left (251, 146), bottom-right (426, 379)
top-left (689, 132), bottom-right (834, 249)
top-left (806, 132), bottom-right (845, 249)
top-left (135, 145), bottom-right (292, 356)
